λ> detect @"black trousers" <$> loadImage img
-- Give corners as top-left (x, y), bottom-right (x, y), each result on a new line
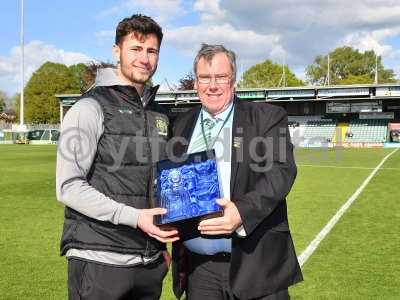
top-left (186, 252), bottom-right (289, 300)
top-left (68, 257), bottom-right (168, 300)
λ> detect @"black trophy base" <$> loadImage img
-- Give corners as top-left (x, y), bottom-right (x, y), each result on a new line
top-left (158, 211), bottom-right (223, 241)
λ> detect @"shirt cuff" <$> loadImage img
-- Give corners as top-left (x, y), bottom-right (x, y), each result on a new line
top-left (118, 205), bottom-right (140, 228)
top-left (236, 225), bottom-right (247, 237)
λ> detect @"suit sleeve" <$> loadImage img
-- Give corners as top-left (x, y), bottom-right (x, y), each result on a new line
top-left (234, 107), bottom-right (297, 235)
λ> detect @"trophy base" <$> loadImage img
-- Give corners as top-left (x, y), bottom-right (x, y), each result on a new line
top-left (159, 211), bottom-right (223, 241)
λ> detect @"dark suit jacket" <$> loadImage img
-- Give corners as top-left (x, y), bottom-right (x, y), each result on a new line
top-left (171, 97), bottom-right (303, 299)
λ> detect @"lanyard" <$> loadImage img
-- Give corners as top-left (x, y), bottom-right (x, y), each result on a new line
top-left (200, 104), bottom-right (234, 150)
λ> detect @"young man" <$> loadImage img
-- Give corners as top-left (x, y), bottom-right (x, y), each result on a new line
top-left (56, 14), bottom-right (178, 300)
top-left (171, 44), bottom-right (303, 300)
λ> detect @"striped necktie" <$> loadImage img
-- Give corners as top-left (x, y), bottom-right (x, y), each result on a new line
top-left (190, 118), bottom-right (217, 152)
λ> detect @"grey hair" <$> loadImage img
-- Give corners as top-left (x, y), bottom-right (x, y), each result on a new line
top-left (193, 43), bottom-right (237, 82)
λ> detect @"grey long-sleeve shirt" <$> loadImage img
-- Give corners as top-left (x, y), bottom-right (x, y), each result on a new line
top-left (56, 68), bottom-right (159, 265)
top-left (56, 98), bottom-right (140, 228)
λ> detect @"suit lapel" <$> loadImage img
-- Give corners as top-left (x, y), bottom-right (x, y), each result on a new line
top-left (230, 98), bottom-right (248, 197)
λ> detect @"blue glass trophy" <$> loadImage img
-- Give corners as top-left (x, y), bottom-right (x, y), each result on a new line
top-left (155, 150), bottom-right (222, 238)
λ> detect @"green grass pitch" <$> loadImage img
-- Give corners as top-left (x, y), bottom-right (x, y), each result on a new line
top-left (0, 145), bottom-right (399, 299)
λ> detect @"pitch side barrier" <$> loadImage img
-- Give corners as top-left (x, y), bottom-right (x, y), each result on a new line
top-left (0, 124), bottom-right (60, 145)
top-left (298, 142), bottom-right (400, 148)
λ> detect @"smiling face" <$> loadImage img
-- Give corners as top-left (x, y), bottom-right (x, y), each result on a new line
top-left (195, 52), bottom-right (235, 116)
top-left (113, 32), bottom-right (159, 93)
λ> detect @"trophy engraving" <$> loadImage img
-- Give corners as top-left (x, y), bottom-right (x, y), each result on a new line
top-left (156, 151), bottom-right (221, 226)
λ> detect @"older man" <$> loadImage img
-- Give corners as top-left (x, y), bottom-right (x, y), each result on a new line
top-left (171, 44), bottom-right (303, 300)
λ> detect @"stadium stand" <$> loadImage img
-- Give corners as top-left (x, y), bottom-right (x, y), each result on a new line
top-left (288, 116), bottom-right (323, 146)
top-left (288, 117), bottom-right (391, 146)
top-left (0, 124), bottom-right (60, 144)
top-left (303, 120), bottom-right (336, 144)
top-left (345, 119), bottom-right (388, 143)
top-left (57, 84), bottom-right (400, 148)
top-left (287, 117), bottom-right (338, 146)
top-left (27, 129), bottom-right (59, 143)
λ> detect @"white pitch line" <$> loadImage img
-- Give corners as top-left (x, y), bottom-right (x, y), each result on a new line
top-left (297, 147), bottom-right (399, 268)
top-left (297, 164), bottom-right (400, 171)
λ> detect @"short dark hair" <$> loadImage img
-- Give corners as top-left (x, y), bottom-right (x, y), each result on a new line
top-left (115, 14), bottom-right (163, 46)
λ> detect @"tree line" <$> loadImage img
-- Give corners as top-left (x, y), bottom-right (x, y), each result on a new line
top-left (2, 62), bottom-right (114, 123)
top-left (0, 46), bottom-right (397, 123)
top-left (238, 46), bottom-right (396, 88)
top-left (176, 46), bottom-right (396, 90)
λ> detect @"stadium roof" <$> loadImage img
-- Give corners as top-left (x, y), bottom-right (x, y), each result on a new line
top-left (56, 83), bottom-right (400, 107)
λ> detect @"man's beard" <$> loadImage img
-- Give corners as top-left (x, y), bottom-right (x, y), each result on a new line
top-left (121, 63), bottom-right (156, 85)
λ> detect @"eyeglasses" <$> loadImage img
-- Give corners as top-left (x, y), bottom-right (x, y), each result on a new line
top-left (197, 75), bottom-right (232, 85)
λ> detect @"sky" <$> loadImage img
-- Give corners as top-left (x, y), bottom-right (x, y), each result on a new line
top-left (1, 0), bottom-right (400, 96)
